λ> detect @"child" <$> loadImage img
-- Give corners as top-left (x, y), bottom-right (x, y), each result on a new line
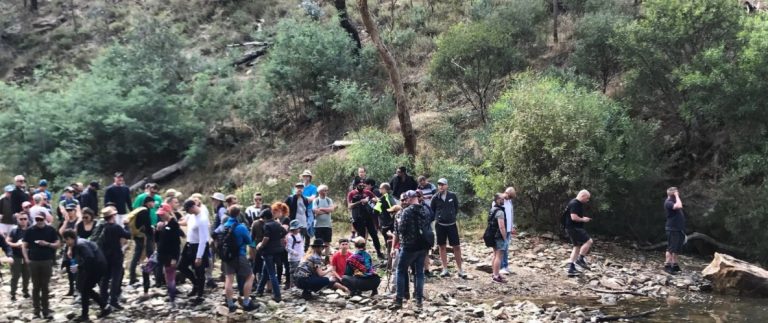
top-left (287, 220), bottom-right (305, 289)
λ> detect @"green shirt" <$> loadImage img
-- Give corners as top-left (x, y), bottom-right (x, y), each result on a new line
top-left (132, 193), bottom-right (162, 227)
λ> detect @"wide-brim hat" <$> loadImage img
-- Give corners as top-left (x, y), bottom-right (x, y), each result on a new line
top-left (211, 192), bottom-right (226, 201)
top-left (289, 219), bottom-right (303, 230)
top-left (300, 170), bottom-right (313, 177)
top-left (165, 189), bottom-right (183, 198)
top-left (310, 239), bottom-right (325, 247)
top-left (101, 207), bottom-right (117, 218)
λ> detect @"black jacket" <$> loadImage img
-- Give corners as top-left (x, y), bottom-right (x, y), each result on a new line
top-left (10, 187), bottom-right (29, 214)
top-left (79, 189), bottom-right (98, 212)
top-left (389, 175), bottom-right (418, 198)
top-left (431, 191), bottom-right (459, 225)
top-left (284, 194), bottom-right (309, 221)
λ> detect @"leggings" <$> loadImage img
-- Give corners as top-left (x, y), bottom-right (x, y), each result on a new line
top-left (275, 250), bottom-right (290, 288)
top-left (164, 264), bottom-right (177, 301)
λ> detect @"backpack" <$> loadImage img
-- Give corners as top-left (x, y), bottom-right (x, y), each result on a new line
top-left (125, 207), bottom-right (147, 238)
top-left (416, 205), bottom-right (435, 249)
top-left (89, 219), bottom-right (107, 246)
top-left (560, 203), bottom-right (570, 230)
top-left (483, 206), bottom-right (505, 247)
top-left (218, 225), bottom-right (240, 262)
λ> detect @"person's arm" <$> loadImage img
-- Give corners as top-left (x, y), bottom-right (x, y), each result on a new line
top-left (452, 193), bottom-right (459, 212)
top-left (195, 217), bottom-right (209, 260)
top-left (497, 213), bottom-right (507, 239)
top-left (126, 189), bottom-right (133, 212)
top-left (21, 241), bottom-right (30, 263)
top-left (103, 188), bottom-right (111, 206)
top-left (5, 234), bottom-right (19, 248)
top-left (673, 192), bottom-right (683, 210)
top-left (570, 212), bottom-right (590, 222)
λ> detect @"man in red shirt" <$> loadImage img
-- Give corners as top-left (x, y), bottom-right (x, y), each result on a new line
top-left (330, 239), bottom-right (351, 278)
top-left (347, 183), bottom-right (385, 259)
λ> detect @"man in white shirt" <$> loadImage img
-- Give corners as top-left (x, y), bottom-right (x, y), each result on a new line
top-left (178, 200), bottom-right (210, 304)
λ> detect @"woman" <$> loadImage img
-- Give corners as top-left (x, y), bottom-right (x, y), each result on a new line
top-left (342, 237), bottom-right (381, 297)
top-left (294, 239), bottom-right (350, 300)
top-left (154, 203), bottom-right (184, 307)
top-left (489, 193), bottom-right (507, 283)
top-left (59, 203), bottom-right (80, 297)
top-left (271, 202), bottom-right (291, 290)
top-left (76, 208), bottom-right (97, 239)
top-left (255, 207), bottom-right (287, 302)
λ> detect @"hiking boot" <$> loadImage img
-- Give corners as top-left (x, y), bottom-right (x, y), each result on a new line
top-left (187, 287), bottom-right (199, 298)
top-left (206, 279), bottom-right (217, 289)
top-left (663, 265), bottom-right (675, 274)
top-left (10, 295), bottom-right (16, 302)
top-left (424, 270), bottom-right (435, 278)
top-left (43, 311), bottom-right (54, 320)
top-left (389, 301), bottom-right (403, 311)
top-left (227, 303), bottom-right (237, 313)
top-left (301, 290), bottom-right (314, 300)
top-left (74, 315), bottom-right (89, 322)
top-left (23, 291), bottom-right (30, 298)
top-left (415, 300), bottom-right (423, 312)
top-left (243, 302), bottom-right (258, 311)
top-left (110, 303), bottom-right (124, 311)
top-left (191, 297), bottom-right (204, 305)
top-left (672, 264), bottom-right (682, 273)
top-left (566, 265), bottom-right (580, 277)
top-left (98, 305), bottom-right (113, 319)
top-left (272, 296), bottom-right (282, 303)
top-left (439, 270), bottom-right (450, 277)
top-left (492, 275), bottom-right (507, 284)
top-left (575, 257), bottom-right (591, 271)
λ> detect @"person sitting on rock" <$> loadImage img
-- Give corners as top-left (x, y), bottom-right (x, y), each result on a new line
top-left (294, 238), bottom-right (350, 300)
top-left (342, 237), bottom-right (381, 297)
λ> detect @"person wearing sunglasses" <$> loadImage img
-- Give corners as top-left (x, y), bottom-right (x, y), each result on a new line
top-left (5, 212), bottom-right (25, 301)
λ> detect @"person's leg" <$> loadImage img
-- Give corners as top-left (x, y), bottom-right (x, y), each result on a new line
top-left (78, 275), bottom-right (91, 318)
top-left (580, 238), bottom-right (593, 256)
top-left (21, 258), bottom-right (30, 296)
top-left (110, 256), bottom-right (124, 305)
top-left (142, 270), bottom-right (150, 295)
top-left (353, 219), bottom-right (367, 240)
top-left (453, 245), bottom-right (464, 273)
top-left (492, 248), bottom-right (501, 277)
top-left (29, 261), bottom-right (42, 315)
top-left (164, 265), bottom-right (177, 302)
top-left (264, 255), bottom-right (281, 300)
top-left (40, 260), bottom-right (52, 316)
top-left (10, 257), bottom-right (21, 298)
top-left (129, 237), bottom-right (145, 283)
top-left (438, 245), bottom-right (448, 272)
top-left (501, 232), bottom-right (511, 270)
top-left (301, 227), bottom-right (310, 252)
top-left (413, 250), bottom-right (426, 305)
top-left (224, 273), bottom-right (235, 307)
top-left (569, 246), bottom-right (579, 263)
top-left (395, 249), bottom-right (415, 304)
top-left (365, 218), bottom-right (383, 257)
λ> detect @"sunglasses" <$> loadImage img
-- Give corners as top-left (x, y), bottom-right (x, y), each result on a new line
top-left (18, 218), bottom-right (28, 221)
top-left (16, 180), bottom-right (25, 182)
top-left (23, 205), bottom-right (31, 209)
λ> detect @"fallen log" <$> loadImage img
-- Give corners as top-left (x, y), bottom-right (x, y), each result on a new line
top-left (588, 287), bottom-right (646, 297)
top-left (595, 307), bottom-right (660, 322)
top-left (637, 232), bottom-right (748, 257)
top-left (702, 252), bottom-right (768, 297)
top-left (226, 41), bottom-right (269, 48)
top-left (129, 157), bottom-right (191, 192)
top-left (233, 46), bottom-right (269, 66)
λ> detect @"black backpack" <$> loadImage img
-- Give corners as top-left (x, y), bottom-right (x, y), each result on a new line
top-left (218, 226), bottom-right (240, 262)
top-left (416, 205), bottom-right (435, 249)
top-left (483, 206), bottom-right (505, 247)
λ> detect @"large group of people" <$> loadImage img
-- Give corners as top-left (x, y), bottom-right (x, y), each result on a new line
top-left (0, 167), bottom-right (688, 319)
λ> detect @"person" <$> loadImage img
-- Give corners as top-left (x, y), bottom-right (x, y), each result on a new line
top-left (33, 179), bottom-right (52, 202)
top-left (11, 175), bottom-right (30, 215)
top-left (285, 183), bottom-right (311, 252)
top-left (664, 187), bottom-right (685, 274)
top-left (488, 193), bottom-right (508, 283)
top-left (342, 237), bottom-right (381, 296)
top-left (155, 203), bottom-right (185, 307)
top-left (211, 192), bottom-right (227, 232)
top-left (347, 182), bottom-right (385, 259)
top-left (564, 190), bottom-right (593, 276)
top-left (215, 206), bottom-right (258, 312)
top-left (79, 181), bottom-right (100, 213)
top-left (22, 211), bottom-right (60, 319)
top-left (28, 193), bottom-right (53, 225)
top-left (245, 193), bottom-right (264, 228)
top-left (299, 170), bottom-right (317, 242)
top-left (178, 200), bottom-right (210, 303)
top-left (417, 176), bottom-right (436, 206)
top-left (129, 196), bottom-right (155, 286)
top-left (389, 166), bottom-right (418, 199)
top-left (294, 239), bottom-right (349, 300)
top-left (103, 172), bottom-right (132, 225)
top-left (312, 185), bottom-right (336, 251)
top-left (58, 186), bottom-right (81, 218)
top-left (287, 220), bottom-right (305, 289)
top-left (499, 187), bottom-right (516, 275)
top-left (62, 230), bottom-right (112, 321)
top-left (249, 206), bottom-right (265, 285)
top-left (59, 203), bottom-right (80, 297)
top-left (132, 183), bottom-right (163, 229)
top-left (390, 190), bottom-right (430, 311)
top-left (349, 167), bottom-right (369, 192)
top-left (374, 183), bottom-right (397, 254)
top-left (6, 212), bottom-right (30, 301)
top-left (97, 207), bottom-right (131, 310)
top-left (76, 208), bottom-right (97, 239)
top-left (431, 178), bottom-right (465, 278)
top-left (0, 185), bottom-right (15, 235)
top-left (330, 238), bottom-right (351, 278)
top-left (255, 207), bottom-right (287, 302)
top-left (384, 204), bottom-right (404, 294)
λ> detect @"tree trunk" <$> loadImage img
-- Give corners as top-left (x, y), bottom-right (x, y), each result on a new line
top-left (357, 0), bottom-right (417, 158)
top-left (552, 0), bottom-right (559, 43)
top-left (334, 0), bottom-right (362, 52)
top-left (703, 253), bottom-right (768, 297)
top-left (30, 0), bottom-right (38, 11)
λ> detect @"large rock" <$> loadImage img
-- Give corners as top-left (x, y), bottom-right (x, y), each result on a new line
top-left (702, 253), bottom-right (768, 297)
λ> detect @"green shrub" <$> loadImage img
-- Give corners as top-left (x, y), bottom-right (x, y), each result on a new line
top-left (345, 128), bottom-right (409, 185)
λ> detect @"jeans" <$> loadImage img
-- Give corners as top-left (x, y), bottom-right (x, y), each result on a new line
top-left (100, 255), bottom-right (124, 305)
top-left (396, 248), bottom-right (426, 303)
top-left (256, 254), bottom-right (281, 300)
top-left (78, 269), bottom-right (105, 318)
top-left (178, 243), bottom-right (208, 298)
top-left (129, 236), bottom-right (154, 282)
top-left (29, 260), bottom-right (53, 315)
top-left (501, 232), bottom-right (512, 269)
top-left (275, 250), bottom-right (289, 287)
top-left (10, 256), bottom-right (30, 296)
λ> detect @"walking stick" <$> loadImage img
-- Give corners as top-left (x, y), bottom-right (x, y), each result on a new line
top-left (384, 238), bottom-right (394, 293)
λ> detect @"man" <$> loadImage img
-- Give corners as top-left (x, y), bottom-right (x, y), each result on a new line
top-left (417, 176), bottom-right (437, 206)
top-left (22, 211), bottom-right (60, 319)
top-left (489, 193), bottom-right (508, 283)
top-left (178, 200), bottom-right (210, 304)
top-left (564, 190), bottom-right (593, 276)
top-left (215, 206), bottom-right (258, 312)
top-left (97, 207), bottom-right (131, 310)
top-left (313, 185), bottom-right (336, 250)
top-left (62, 229), bottom-right (112, 321)
top-left (11, 175), bottom-right (30, 215)
top-left (254, 207), bottom-right (287, 303)
top-left (389, 166), bottom-right (418, 198)
top-left (0, 185), bottom-right (14, 235)
top-left (431, 178), bottom-right (465, 278)
top-left (33, 179), bottom-right (52, 202)
top-left (103, 172), bottom-right (132, 225)
top-left (29, 193), bottom-right (53, 225)
top-left (347, 182), bottom-right (385, 259)
top-left (350, 167), bottom-right (369, 191)
top-left (499, 187), bottom-right (516, 275)
top-left (330, 238), bottom-right (351, 278)
top-left (664, 187), bottom-right (685, 274)
top-left (391, 190), bottom-right (430, 311)
top-left (6, 212), bottom-right (30, 301)
top-left (299, 170), bottom-right (318, 239)
top-left (244, 193), bottom-right (264, 228)
top-left (132, 183), bottom-right (163, 228)
top-left (129, 197), bottom-right (155, 285)
top-left (374, 183), bottom-right (397, 253)
top-left (58, 186), bottom-right (80, 220)
top-left (285, 183), bottom-right (311, 251)
top-left (79, 181), bottom-right (100, 212)
top-left (249, 207), bottom-right (265, 284)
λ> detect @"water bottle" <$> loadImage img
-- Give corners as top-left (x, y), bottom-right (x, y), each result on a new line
top-left (70, 258), bottom-right (78, 274)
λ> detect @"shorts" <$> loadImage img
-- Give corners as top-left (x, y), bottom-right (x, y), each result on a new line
top-left (436, 224), bottom-right (460, 246)
top-left (666, 230), bottom-right (685, 254)
top-left (315, 227), bottom-right (332, 244)
top-left (224, 255), bottom-right (252, 277)
top-left (494, 238), bottom-right (506, 251)
top-left (566, 228), bottom-right (590, 247)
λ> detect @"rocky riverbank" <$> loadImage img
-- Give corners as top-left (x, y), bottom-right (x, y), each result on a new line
top-left (0, 232), bottom-right (714, 322)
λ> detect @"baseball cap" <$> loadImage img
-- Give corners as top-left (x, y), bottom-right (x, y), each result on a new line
top-left (114, 172), bottom-right (124, 177)
top-left (157, 203), bottom-right (173, 216)
top-left (65, 203), bottom-right (77, 210)
top-left (403, 190), bottom-right (419, 199)
top-left (289, 219), bottom-right (303, 230)
top-left (22, 201), bottom-right (32, 208)
top-left (183, 200), bottom-right (197, 212)
top-left (39, 179), bottom-right (48, 186)
top-left (89, 181), bottom-right (100, 189)
top-left (64, 186), bottom-right (74, 193)
top-left (295, 182), bottom-right (305, 188)
top-left (4, 185), bottom-right (14, 193)
top-left (437, 178), bottom-right (448, 185)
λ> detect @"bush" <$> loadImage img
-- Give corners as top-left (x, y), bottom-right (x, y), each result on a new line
top-left (572, 11), bottom-right (628, 92)
top-left (345, 128), bottom-right (410, 185)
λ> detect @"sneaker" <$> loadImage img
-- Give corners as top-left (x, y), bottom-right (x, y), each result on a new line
top-left (98, 305), bottom-right (113, 318)
top-left (567, 266), bottom-right (580, 277)
top-left (424, 270), bottom-right (435, 278)
top-left (187, 287), bottom-right (199, 298)
top-left (389, 301), bottom-right (403, 311)
top-left (10, 295), bottom-right (16, 302)
top-left (439, 270), bottom-right (450, 277)
top-left (190, 297), bottom-right (204, 305)
top-left (74, 315), bottom-right (89, 322)
top-left (458, 271), bottom-right (468, 279)
top-left (377, 252), bottom-right (387, 260)
top-left (492, 275), bottom-right (507, 283)
top-left (110, 303), bottom-right (124, 311)
top-left (206, 279), bottom-right (217, 289)
top-left (499, 268), bottom-right (511, 275)
top-left (227, 303), bottom-right (237, 313)
top-left (272, 296), bottom-right (282, 303)
top-left (301, 290), bottom-right (314, 300)
top-left (415, 300), bottom-right (423, 312)
top-left (43, 311), bottom-right (54, 320)
top-left (170, 301), bottom-right (177, 309)
top-left (663, 265), bottom-right (675, 275)
top-left (672, 264), bottom-right (682, 273)
top-left (575, 257), bottom-right (591, 271)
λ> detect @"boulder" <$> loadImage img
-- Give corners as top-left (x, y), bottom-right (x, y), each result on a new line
top-left (702, 252), bottom-right (768, 297)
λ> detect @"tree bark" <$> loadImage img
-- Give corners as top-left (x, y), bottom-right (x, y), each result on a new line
top-left (334, 0), bottom-right (362, 52)
top-left (30, 0), bottom-right (38, 11)
top-left (703, 253), bottom-right (768, 297)
top-left (357, 0), bottom-right (417, 158)
top-left (552, 0), bottom-right (559, 43)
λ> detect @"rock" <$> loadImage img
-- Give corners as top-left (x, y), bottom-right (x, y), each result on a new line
top-left (492, 301), bottom-right (504, 309)
top-left (599, 277), bottom-right (624, 290)
top-left (32, 16), bottom-right (65, 33)
top-left (215, 305), bottom-right (229, 316)
top-left (598, 294), bottom-right (617, 306)
top-left (702, 252), bottom-right (768, 297)
top-left (471, 308), bottom-right (485, 318)
top-left (296, 306), bottom-right (306, 313)
top-left (556, 311), bottom-right (571, 320)
top-left (349, 296), bottom-right (363, 303)
top-left (475, 264), bottom-right (493, 273)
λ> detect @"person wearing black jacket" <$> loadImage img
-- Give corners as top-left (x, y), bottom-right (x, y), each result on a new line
top-left (430, 178), bottom-right (465, 279)
top-left (103, 172), bottom-right (132, 224)
top-left (79, 181), bottom-right (100, 213)
top-left (388, 167), bottom-right (418, 198)
top-left (11, 175), bottom-right (30, 215)
top-left (97, 207), bottom-right (131, 310)
top-left (129, 198), bottom-right (155, 286)
top-left (62, 230), bottom-right (112, 321)
top-left (155, 203), bottom-right (184, 307)
top-left (6, 212), bottom-right (30, 301)
top-left (285, 183), bottom-right (310, 251)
